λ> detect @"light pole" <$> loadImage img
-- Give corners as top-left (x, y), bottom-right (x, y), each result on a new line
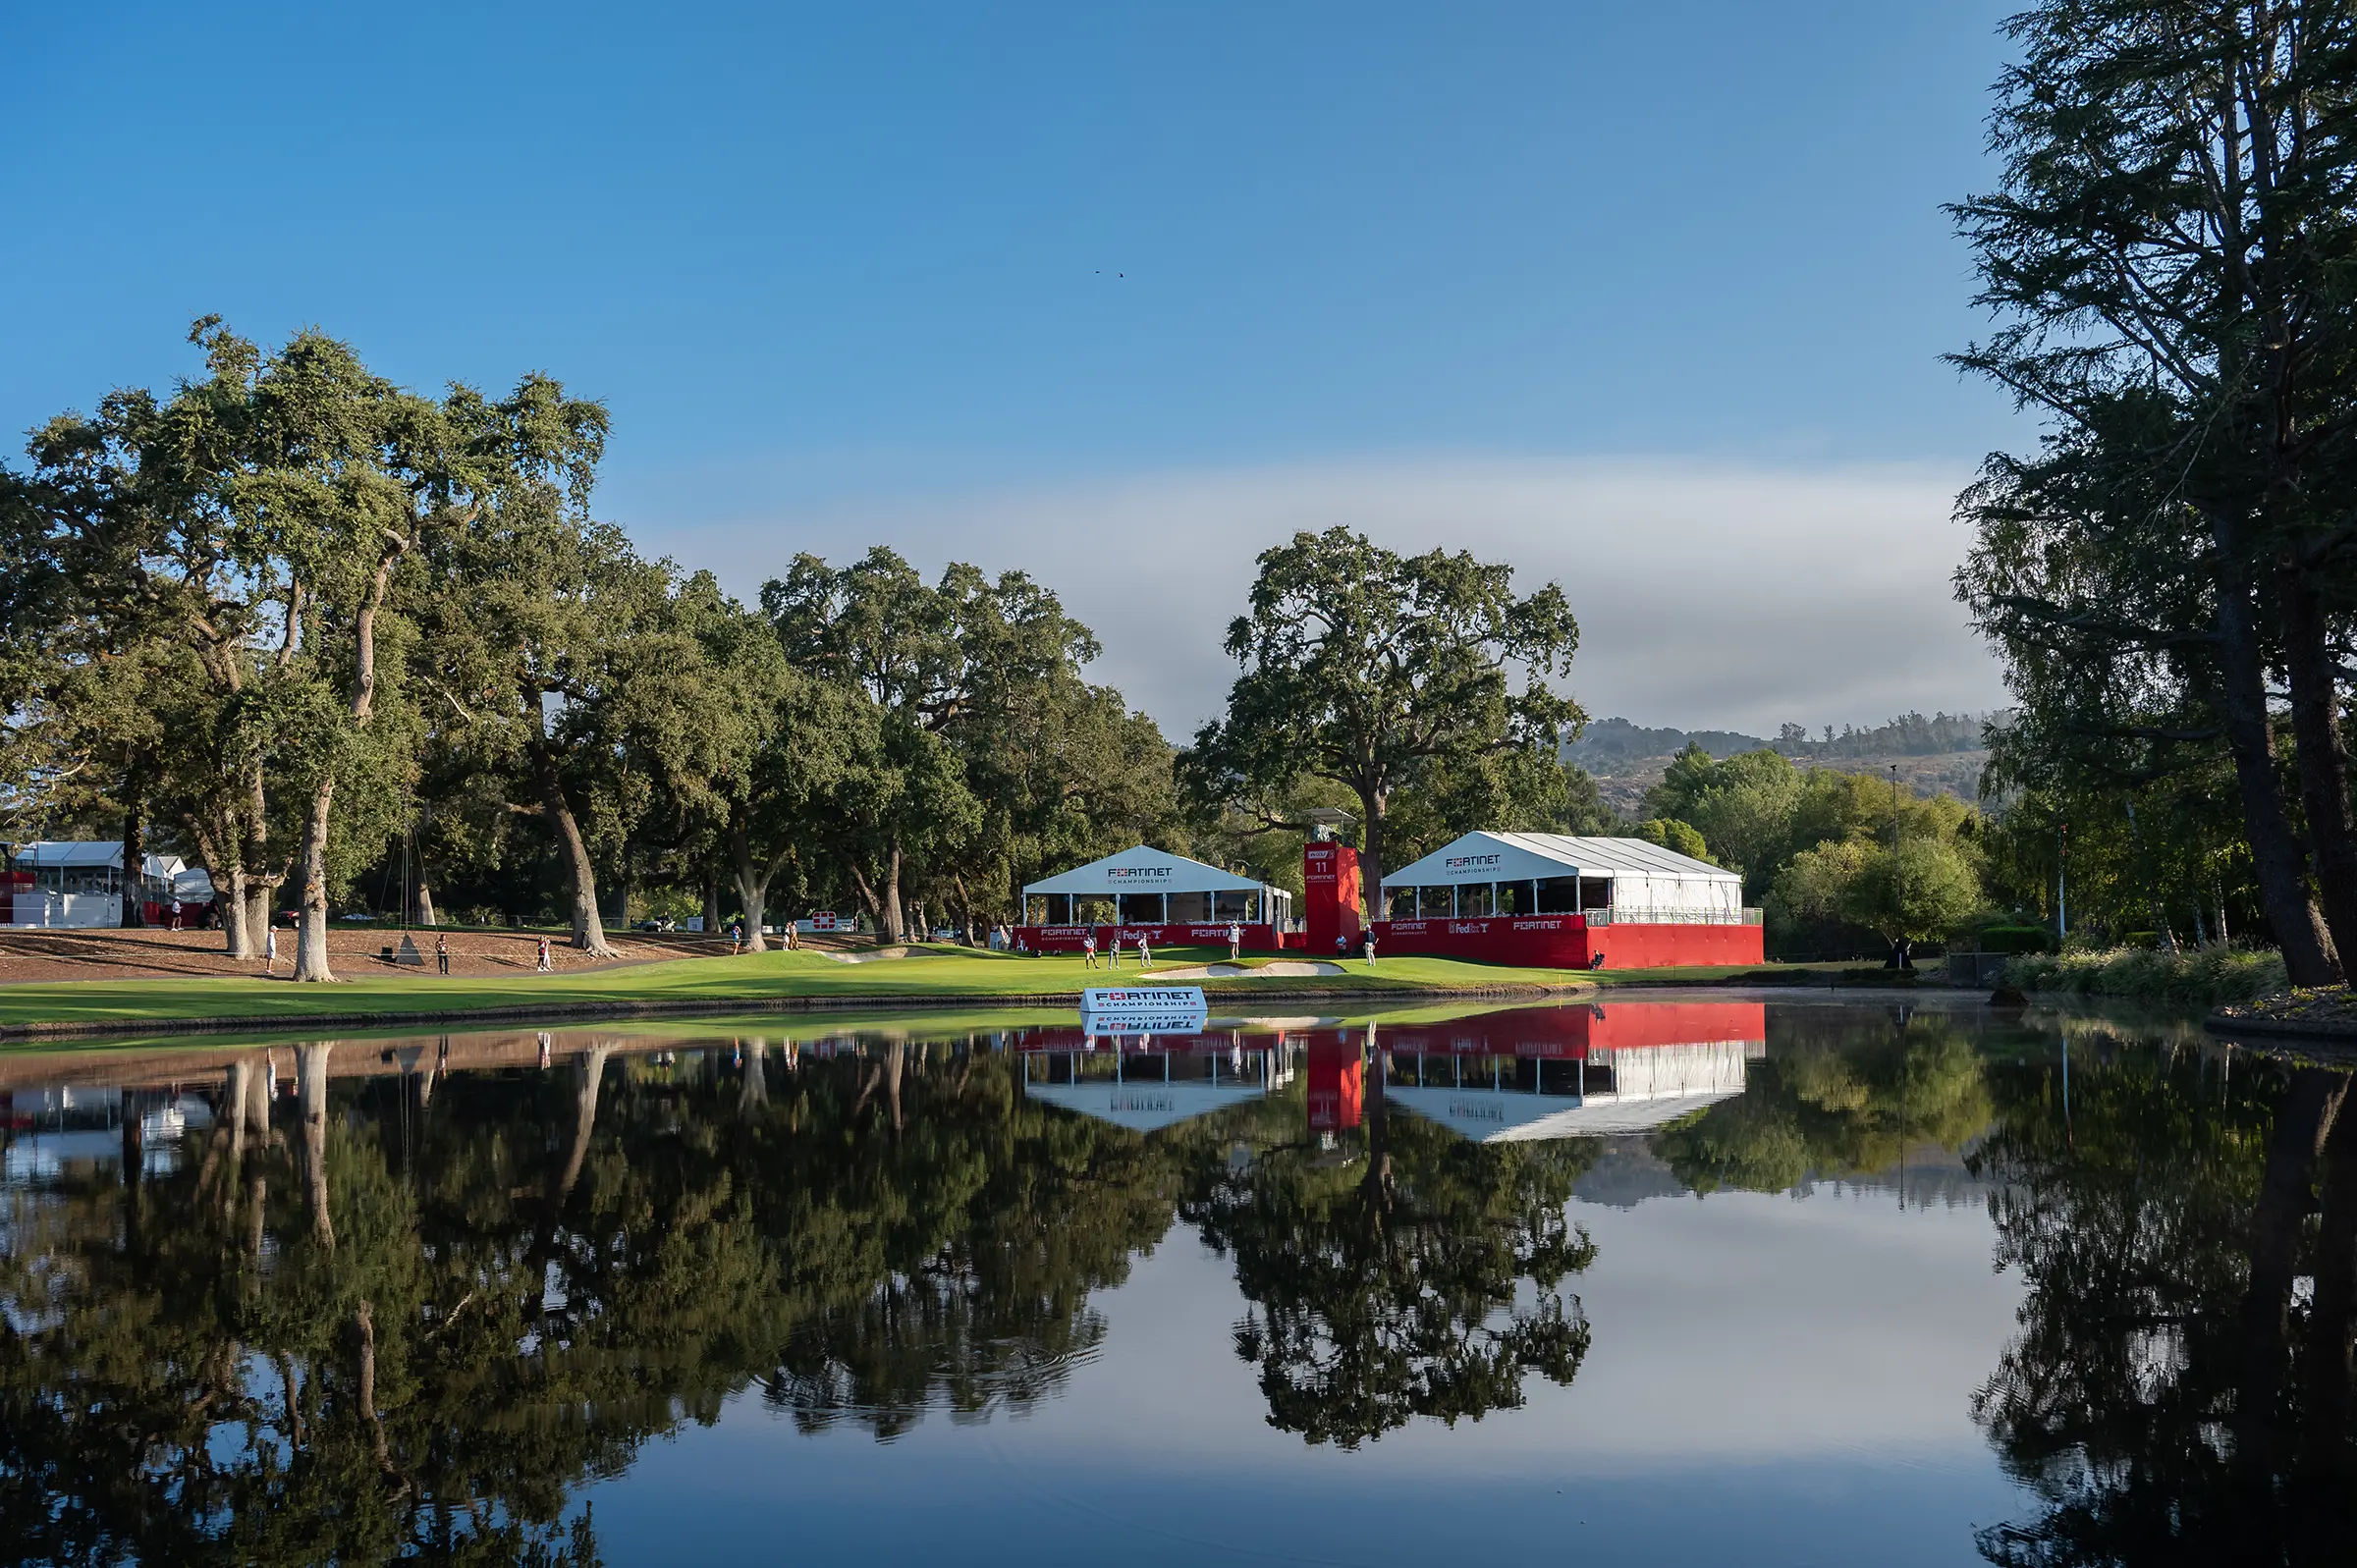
top-left (1889, 764), bottom-right (1900, 849)
top-left (2056, 821), bottom-right (2068, 942)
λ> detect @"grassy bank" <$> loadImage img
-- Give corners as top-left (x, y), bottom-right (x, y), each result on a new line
top-left (2003, 945), bottom-right (2288, 1007)
top-left (0, 944), bottom-right (1597, 1035)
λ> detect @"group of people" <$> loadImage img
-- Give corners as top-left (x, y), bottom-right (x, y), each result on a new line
top-left (1078, 930), bottom-right (1158, 969)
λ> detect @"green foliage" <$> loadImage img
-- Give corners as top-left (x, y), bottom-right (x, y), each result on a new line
top-left (1178, 526), bottom-right (1581, 887)
top-left (1635, 817), bottom-right (1712, 863)
top-left (2002, 944), bottom-right (2287, 1005)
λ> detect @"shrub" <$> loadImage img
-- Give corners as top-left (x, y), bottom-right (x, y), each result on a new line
top-left (2002, 944), bottom-right (2286, 1006)
top-left (1976, 925), bottom-right (2055, 955)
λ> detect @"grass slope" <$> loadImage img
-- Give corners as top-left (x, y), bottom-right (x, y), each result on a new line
top-left (0, 944), bottom-right (1597, 1030)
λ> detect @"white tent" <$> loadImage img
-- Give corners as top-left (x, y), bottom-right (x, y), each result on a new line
top-left (1379, 832), bottom-right (1744, 924)
top-left (1022, 844), bottom-right (1291, 926)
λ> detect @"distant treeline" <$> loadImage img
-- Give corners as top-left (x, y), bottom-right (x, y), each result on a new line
top-left (1568, 712), bottom-right (1996, 769)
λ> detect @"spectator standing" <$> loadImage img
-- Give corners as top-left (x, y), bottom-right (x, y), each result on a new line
top-left (537, 937), bottom-right (552, 972)
top-left (1082, 930), bottom-right (1098, 968)
top-left (264, 924), bottom-right (278, 974)
top-left (1362, 932), bottom-right (1377, 968)
top-left (436, 935), bottom-right (450, 975)
top-left (1228, 921), bottom-right (1241, 961)
top-left (1136, 933), bottom-right (1152, 969)
top-left (168, 896), bottom-right (183, 930)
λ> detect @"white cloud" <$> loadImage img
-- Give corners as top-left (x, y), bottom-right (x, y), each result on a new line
top-left (628, 455), bottom-right (2007, 741)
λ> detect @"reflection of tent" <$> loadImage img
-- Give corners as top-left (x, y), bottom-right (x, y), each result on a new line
top-left (1022, 1079), bottom-right (1269, 1133)
top-left (1018, 1034), bottom-right (1288, 1131)
top-left (1387, 1040), bottom-right (1763, 1144)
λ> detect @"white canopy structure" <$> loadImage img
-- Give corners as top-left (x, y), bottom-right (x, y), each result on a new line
top-left (1022, 844), bottom-right (1291, 927)
top-left (10, 842), bottom-right (213, 928)
top-left (1380, 832), bottom-right (1744, 925)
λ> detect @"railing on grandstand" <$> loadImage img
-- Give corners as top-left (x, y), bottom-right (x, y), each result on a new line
top-left (1580, 906), bottom-right (1764, 927)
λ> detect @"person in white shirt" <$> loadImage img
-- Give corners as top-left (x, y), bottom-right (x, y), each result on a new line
top-left (1227, 921), bottom-right (1241, 961)
top-left (1082, 931), bottom-right (1099, 968)
top-left (1136, 933), bottom-right (1152, 969)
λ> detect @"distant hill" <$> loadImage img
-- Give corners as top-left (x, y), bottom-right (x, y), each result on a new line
top-left (1566, 712), bottom-right (2000, 814)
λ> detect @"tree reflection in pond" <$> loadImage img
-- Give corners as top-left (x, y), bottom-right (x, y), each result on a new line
top-left (1181, 1034), bottom-right (1598, 1449)
top-left (1967, 1023), bottom-right (2357, 1565)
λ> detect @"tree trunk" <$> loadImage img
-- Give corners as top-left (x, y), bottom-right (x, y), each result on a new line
top-left (2278, 563), bottom-right (2357, 973)
top-left (2209, 523), bottom-right (2337, 983)
top-left (299, 1043), bottom-right (334, 1251)
top-left (412, 869), bottom-right (436, 928)
top-left (1356, 778), bottom-right (1388, 930)
top-left (702, 861), bottom-right (723, 936)
top-left (882, 844), bottom-right (904, 941)
top-left (292, 779), bottom-right (337, 982)
top-left (242, 757), bottom-right (275, 958)
top-left (120, 783), bottom-right (146, 928)
top-left (196, 816), bottom-right (254, 959)
top-left (529, 731), bottom-right (613, 956)
top-left (729, 813), bottom-right (771, 953)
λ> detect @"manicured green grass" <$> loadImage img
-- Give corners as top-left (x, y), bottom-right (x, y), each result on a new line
top-left (0, 944), bottom-right (1599, 1032)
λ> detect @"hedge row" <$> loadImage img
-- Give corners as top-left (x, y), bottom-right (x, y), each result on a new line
top-left (2002, 945), bottom-right (2288, 1006)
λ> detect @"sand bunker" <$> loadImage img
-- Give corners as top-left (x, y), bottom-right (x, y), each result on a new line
top-left (1141, 960), bottom-right (1344, 980)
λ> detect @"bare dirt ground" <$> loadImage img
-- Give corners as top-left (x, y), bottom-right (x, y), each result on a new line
top-left (0, 925), bottom-right (742, 983)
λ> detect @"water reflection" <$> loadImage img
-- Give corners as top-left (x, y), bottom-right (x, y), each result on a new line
top-left (6, 1001), bottom-right (2357, 1562)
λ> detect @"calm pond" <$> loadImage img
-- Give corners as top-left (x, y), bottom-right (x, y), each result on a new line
top-left (2, 995), bottom-right (2345, 1565)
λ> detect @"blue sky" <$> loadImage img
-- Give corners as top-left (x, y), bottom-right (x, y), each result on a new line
top-left (4, 1), bottom-right (2025, 735)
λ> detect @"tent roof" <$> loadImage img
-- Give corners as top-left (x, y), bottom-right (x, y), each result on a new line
top-left (1381, 831), bottom-right (1736, 889)
top-left (1023, 843), bottom-right (1267, 897)
top-left (1021, 1080), bottom-right (1268, 1133)
top-left (17, 841), bottom-right (125, 868)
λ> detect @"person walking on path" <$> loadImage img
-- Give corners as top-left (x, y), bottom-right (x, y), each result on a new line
top-left (730, 920), bottom-right (744, 955)
top-left (536, 937), bottom-right (552, 972)
top-left (168, 897), bottom-right (183, 931)
top-left (1361, 931), bottom-right (1377, 969)
top-left (264, 924), bottom-right (278, 975)
top-left (436, 935), bottom-right (450, 976)
top-left (1228, 921), bottom-right (1241, 961)
top-left (784, 921), bottom-right (798, 950)
top-left (1082, 930), bottom-right (1099, 968)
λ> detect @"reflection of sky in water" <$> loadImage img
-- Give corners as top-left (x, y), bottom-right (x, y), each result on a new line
top-left (594, 1191), bottom-right (2015, 1566)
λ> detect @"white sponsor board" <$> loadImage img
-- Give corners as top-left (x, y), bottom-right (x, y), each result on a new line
top-left (1079, 986), bottom-right (1208, 1034)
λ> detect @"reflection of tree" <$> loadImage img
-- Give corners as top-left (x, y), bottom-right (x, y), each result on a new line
top-left (1967, 1034), bottom-right (2357, 1564)
top-left (1653, 1010), bottom-right (1994, 1194)
top-left (749, 1040), bottom-right (1181, 1438)
top-left (1181, 1054), bottom-right (1596, 1448)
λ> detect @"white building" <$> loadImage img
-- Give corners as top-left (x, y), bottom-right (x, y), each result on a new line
top-left (1379, 832), bottom-right (1744, 924)
top-left (11, 842), bottom-right (215, 928)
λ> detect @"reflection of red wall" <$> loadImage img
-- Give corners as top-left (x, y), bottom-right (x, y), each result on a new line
top-left (1368, 914), bottom-right (1762, 969)
top-left (1304, 843), bottom-right (1363, 954)
top-left (1370, 1000), bottom-right (1766, 1056)
top-left (1306, 1035), bottom-right (1363, 1131)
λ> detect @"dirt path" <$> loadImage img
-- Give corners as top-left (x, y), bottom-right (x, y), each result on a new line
top-left (0, 926), bottom-right (728, 983)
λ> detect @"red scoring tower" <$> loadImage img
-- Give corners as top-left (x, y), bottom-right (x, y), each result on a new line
top-left (1302, 840), bottom-right (1363, 956)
